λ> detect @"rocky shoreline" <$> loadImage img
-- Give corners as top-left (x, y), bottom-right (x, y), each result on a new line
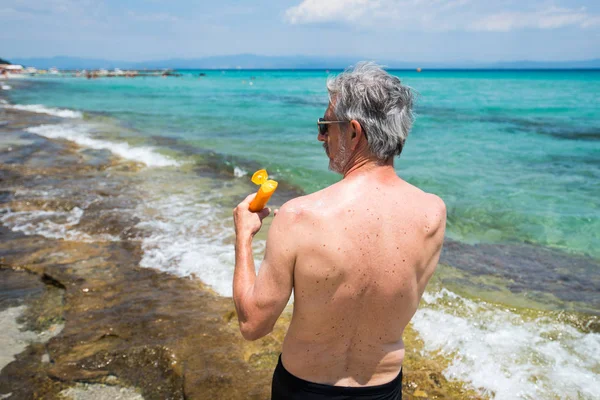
top-left (0, 105), bottom-right (484, 399)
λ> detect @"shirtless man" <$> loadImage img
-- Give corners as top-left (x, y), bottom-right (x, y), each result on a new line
top-left (233, 62), bottom-right (446, 399)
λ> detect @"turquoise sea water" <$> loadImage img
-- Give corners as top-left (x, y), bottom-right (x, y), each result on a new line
top-left (3, 70), bottom-right (600, 398)
top-left (8, 70), bottom-right (600, 258)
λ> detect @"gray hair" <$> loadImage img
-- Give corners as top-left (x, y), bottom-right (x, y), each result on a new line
top-left (326, 62), bottom-right (415, 160)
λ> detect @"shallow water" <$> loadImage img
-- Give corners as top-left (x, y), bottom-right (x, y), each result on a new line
top-left (2, 70), bottom-right (599, 399)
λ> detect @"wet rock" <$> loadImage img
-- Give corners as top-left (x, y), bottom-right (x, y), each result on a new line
top-left (78, 148), bottom-right (114, 169)
top-left (0, 268), bottom-right (45, 311)
top-left (18, 282), bottom-right (64, 332)
top-left (0, 342), bottom-right (67, 399)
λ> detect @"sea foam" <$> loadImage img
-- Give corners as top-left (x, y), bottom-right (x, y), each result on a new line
top-left (412, 288), bottom-right (600, 399)
top-left (4, 103), bottom-right (83, 118)
top-left (233, 166), bottom-right (248, 178)
top-left (26, 124), bottom-right (180, 167)
top-left (135, 192), bottom-right (265, 297)
top-left (0, 206), bottom-right (116, 242)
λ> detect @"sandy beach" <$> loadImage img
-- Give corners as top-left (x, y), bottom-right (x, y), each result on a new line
top-left (0, 103), bottom-right (486, 399)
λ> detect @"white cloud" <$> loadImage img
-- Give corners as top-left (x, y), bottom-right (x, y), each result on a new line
top-left (285, 0), bottom-right (381, 24)
top-left (284, 0), bottom-right (600, 32)
top-left (581, 15), bottom-right (600, 28)
top-left (471, 7), bottom-right (599, 32)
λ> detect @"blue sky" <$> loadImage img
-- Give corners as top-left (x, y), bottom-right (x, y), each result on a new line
top-left (2, 0), bottom-right (599, 62)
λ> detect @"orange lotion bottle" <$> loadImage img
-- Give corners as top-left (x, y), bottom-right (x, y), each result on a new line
top-left (249, 169), bottom-right (278, 212)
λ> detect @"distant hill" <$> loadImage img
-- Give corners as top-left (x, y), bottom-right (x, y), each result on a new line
top-left (10, 55), bottom-right (390, 70)
top-left (0, 58), bottom-right (11, 65)
top-left (9, 55), bottom-right (600, 70)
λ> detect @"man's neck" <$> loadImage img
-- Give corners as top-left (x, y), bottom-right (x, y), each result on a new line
top-left (342, 153), bottom-right (395, 180)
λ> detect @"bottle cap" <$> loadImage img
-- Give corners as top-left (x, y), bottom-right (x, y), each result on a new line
top-left (251, 169), bottom-right (268, 185)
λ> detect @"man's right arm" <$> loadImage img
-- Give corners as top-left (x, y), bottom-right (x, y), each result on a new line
top-left (234, 202), bottom-right (300, 340)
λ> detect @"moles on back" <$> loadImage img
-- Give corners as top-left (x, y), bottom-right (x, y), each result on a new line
top-left (280, 170), bottom-right (446, 386)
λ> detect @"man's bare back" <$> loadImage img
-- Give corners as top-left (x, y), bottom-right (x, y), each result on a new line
top-left (278, 165), bottom-right (446, 386)
top-left (233, 62), bottom-right (445, 397)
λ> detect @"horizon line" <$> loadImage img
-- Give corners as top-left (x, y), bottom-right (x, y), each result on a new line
top-left (7, 54), bottom-right (600, 63)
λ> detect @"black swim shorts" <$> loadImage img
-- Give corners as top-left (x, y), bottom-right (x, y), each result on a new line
top-left (271, 355), bottom-right (402, 400)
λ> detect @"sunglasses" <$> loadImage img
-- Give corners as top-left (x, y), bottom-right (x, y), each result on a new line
top-left (317, 117), bottom-right (347, 136)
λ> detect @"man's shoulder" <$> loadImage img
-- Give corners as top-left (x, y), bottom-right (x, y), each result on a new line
top-left (422, 192), bottom-right (446, 216)
top-left (397, 182), bottom-right (446, 229)
top-left (402, 182), bottom-right (446, 213)
top-left (274, 187), bottom-right (339, 233)
top-left (268, 195), bottom-right (321, 249)
top-left (418, 192), bottom-right (447, 238)
top-left (277, 191), bottom-right (323, 221)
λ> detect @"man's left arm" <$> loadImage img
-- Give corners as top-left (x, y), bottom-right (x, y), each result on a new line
top-left (233, 196), bottom-right (296, 341)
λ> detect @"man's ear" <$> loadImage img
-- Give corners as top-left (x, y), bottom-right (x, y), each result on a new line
top-left (349, 120), bottom-right (363, 149)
